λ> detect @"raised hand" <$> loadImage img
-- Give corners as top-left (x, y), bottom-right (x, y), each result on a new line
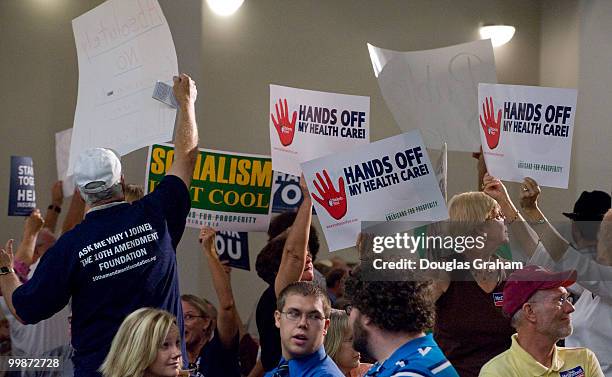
top-left (311, 170), bottom-right (347, 220)
top-left (520, 177), bottom-right (541, 212)
top-left (199, 226), bottom-right (218, 258)
top-left (0, 240), bottom-right (14, 270)
top-left (172, 73), bottom-right (197, 107)
top-left (25, 209), bottom-right (44, 236)
top-left (482, 173), bottom-right (511, 206)
top-left (480, 97), bottom-right (502, 149)
top-left (271, 98), bottom-right (297, 146)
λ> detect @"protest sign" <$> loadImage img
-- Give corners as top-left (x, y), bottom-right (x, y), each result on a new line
top-left (215, 231), bottom-right (250, 271)
top-left (55, 128), bottom-right (75, 197)
top-left (368, 40), bottom-right (497, 152)
top-left (146, 144), bottom-right (273, 231)
top-left (69, 0), bottom-right (178, 173)
top-left (9, 156), bottom-right (36, 216)
top-left (301, 130), bottom-right (448, 251)
top-left (478, 84), bottom-right (577, 188)
top-left (270, 84), bottom-right (370, 175)
top-left (272, 172), bottom-right (303, 213)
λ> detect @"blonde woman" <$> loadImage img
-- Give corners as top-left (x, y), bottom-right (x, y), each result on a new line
top-left (100, 308), bottom-right (182, 377)
top-left (324, 309), bottom-right (371, 377)
top-left (431, 173), bottom-right (541, 377)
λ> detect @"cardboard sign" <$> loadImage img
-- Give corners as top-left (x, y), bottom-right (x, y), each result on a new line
top-left (478, 83), bottom-right (577, 188)
top-left (369, 39), bottom-right (497, 152)
top-left (9, 156), bottom-right (36, 216)
top-left (146, 144), bottom-right (272, 231)
top-left (55, 128), bottom-right (75, 197)
top-left (270, 84), bottom-right (370, 175)
top-left (301, 130), bottom-right (448, 251)
top-left (215, 231), bottom-right (250, 271)
top-left (70, 0), bottom-right (178, 173)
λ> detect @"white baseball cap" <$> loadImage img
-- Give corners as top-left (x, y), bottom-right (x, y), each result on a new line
top-left (74, 148), bottom-right (122, 194)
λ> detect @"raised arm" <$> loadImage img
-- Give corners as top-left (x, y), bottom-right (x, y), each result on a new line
top-left (274, 176), bottom-right (313, 297)
top-left (61, 188), bottom-right (86, 235)
top-left (14, 209), bottom-right (44, 268)
top-left (43, 181), bottom-right (63, 234)
top-left (483, 173), bottom-right (539, 257)
top-left (167, 74), bottom-right (198, 187)
top-left (199, 227), bottom-right (238, 349)
top-left (0, 240), bottom-right (24, 323)
top-left (519, 177), bottom-right (570, 261)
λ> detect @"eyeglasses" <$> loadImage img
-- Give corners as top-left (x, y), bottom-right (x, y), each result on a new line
top-left (184, 314), bottom-right (207, 322)
top-left (280, 309), bottom-right (325, 324)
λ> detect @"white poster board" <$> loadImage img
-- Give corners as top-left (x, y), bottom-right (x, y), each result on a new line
top-left (55, 128), bottom-right (75, 197)
top-left (301, 130), bottom-right (448, 251)
top-left (270, 84), bottom-right (370, 175)
top-left (69, 0), bottom-right (178, 173)
top-left (368, 39), bottom-right (497, 152)
top-left (478, 83), bottom-right (577, 188)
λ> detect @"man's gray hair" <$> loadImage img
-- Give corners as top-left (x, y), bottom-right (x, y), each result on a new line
top-left (80, 182), bottom-right (123, 206)
top-left (510, 309), bottom-right (524, 329)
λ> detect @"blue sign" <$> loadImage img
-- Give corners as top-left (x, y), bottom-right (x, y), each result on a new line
top-left (8, 156), bottom-right (36, 216)
top-left (272, 171), bottom-right (316, 214)
top-left (215, 231), bottom-right (250, 271)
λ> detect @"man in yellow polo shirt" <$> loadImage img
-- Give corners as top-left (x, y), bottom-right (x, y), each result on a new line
top-left (479, 265), bottom-right (604, 377)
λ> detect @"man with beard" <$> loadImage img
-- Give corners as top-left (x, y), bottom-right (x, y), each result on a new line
top-left (479, 265), bottom-right (604, 376)
top-left (265, 281), bottom-right (343, 376)
top-left (343, 268), bottom-right (458, 377)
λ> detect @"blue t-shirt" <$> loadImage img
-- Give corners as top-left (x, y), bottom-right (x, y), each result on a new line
top-left (365, 334), bottom-right (459, 377)
top-left (264, 346), bottom-right (343, 377)
top-left (12, 175), bottom-right (191, 377)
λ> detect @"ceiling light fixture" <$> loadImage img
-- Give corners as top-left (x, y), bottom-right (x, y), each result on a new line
top-left (479, 24), bottom-right (516, 47)
top-left (206, 0), bottom-right (244, 16)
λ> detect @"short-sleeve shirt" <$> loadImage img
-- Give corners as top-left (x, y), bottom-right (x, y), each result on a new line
top-left (365, 334), bottom-right (459, 377)
top-left (479, 334), bottom-right (604, 377)
top-left (12, 175), bottom-right (191, 377)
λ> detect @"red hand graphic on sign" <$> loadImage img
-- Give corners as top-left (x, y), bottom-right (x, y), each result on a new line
top-left (271, 98), bottom-right (297, 146)
top-left (311, 170), bottom-right (347, 220)
top-left (479, 97), bottom-right (502, 149)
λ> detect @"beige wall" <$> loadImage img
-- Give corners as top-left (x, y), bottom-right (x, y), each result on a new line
top-left (6, 0), bottom-right (603, 326)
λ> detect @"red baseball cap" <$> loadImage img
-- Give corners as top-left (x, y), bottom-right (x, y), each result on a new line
top-left (503, 265), bottom-right (577, 316)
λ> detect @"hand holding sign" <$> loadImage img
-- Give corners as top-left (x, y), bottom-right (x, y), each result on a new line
top-left (312, 170), bottom-right (347, 220)
top-left (271, 98), bottom-right (297, 146)
top-left (482, 173), bottom-right (511, 207)
top-left (199, 226), bottom-right (218, 259)
top-left (480, 97), bottom-right (502, 149)
top-left (173, 74), bottom-right (197, 108)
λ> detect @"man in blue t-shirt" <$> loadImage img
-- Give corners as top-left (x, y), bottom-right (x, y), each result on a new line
top-left (0, 73), bottom-right (199, 377)
top-left (344, 268), bottom-right (459, 377)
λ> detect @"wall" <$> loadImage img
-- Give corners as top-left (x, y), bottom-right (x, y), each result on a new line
top-left (0, 0), bottom-right (544, 325)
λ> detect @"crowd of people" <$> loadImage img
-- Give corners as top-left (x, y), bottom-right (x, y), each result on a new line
top-left (0, 74), bottom-right (609, 377)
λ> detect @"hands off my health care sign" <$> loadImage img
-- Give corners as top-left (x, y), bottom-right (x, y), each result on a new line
top-left (270, 84), bottom-right (370, 176)
top-left (478, 84), bottom-right (577, 188)
top-left (301, 130), bottom-right (448, 251)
